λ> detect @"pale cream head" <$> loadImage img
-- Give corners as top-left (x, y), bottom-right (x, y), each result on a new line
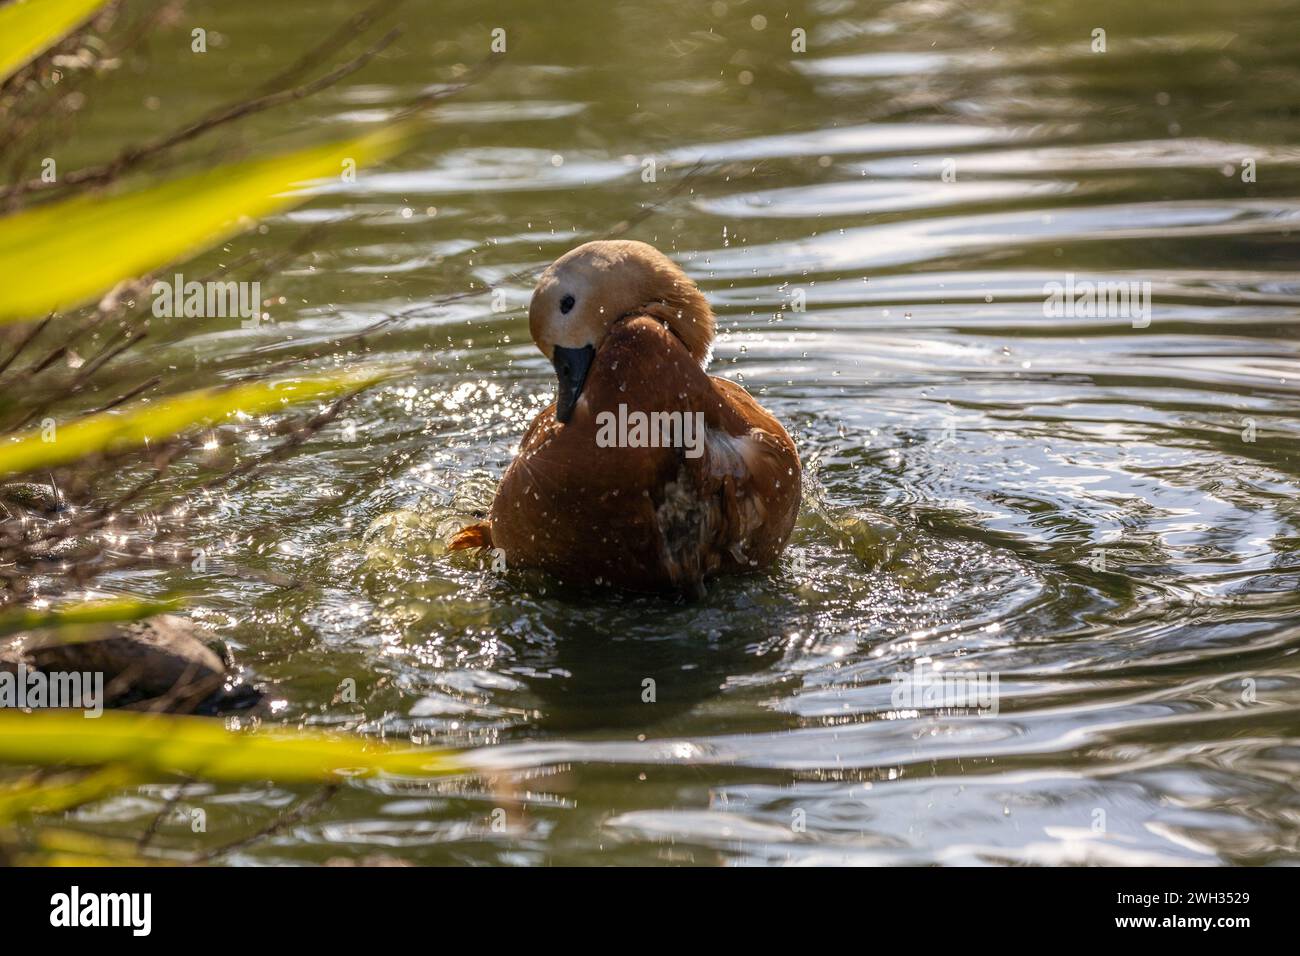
top-left (528, 240), bottom-right (715, 367)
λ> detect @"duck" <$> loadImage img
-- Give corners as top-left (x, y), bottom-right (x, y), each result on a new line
top-left (449, 240), bottom-right (801, 598)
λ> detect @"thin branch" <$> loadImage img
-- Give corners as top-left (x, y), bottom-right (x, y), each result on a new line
top-left (83, 375), bottom-right (161, 415)
top-left (190, 785), bottom-right (338, 863)
top-left (0, 314), bottom-right (54, 379)
top-left (0, 29), bottom-right (403, 205)
top-left (253, 0), bottom-right (408, 95)
top-left (136, 780), bottom-right (187, 852)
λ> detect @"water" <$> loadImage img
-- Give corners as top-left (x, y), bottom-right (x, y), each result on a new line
top-left (54, 0), bottom-right (1300, 864)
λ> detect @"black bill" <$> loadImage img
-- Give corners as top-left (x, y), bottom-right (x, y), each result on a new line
top-left (551, 344), bottom-right (595, 424)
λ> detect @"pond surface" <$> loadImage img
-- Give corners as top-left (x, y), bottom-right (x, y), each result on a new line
top-left (59, 0), bottom-right (1300, 863)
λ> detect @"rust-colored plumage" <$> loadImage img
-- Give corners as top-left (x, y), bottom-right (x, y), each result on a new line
top-left (449, 240), bottom-right (800, 597)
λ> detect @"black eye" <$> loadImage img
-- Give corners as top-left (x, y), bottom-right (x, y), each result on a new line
top-left (560, 294), bottom-right (575, 314)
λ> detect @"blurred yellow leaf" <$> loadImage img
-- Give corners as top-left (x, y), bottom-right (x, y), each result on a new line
top-left (0, 366), bottom-right (395, 477)
top-left (0, 0), bottom-right (109, 83)
top-left (0, 595), bottom-right (182, 639)
top-left (9, 826), bottom-right (167, 865)
top-left (0, 766), bottom-right (137, 822)
top-left (0, 126), bottom-right (405, 323)
top-left (0, 710), bottom-right (465, 783)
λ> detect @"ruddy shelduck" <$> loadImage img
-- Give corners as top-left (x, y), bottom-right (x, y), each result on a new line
top-left (449, 240), bottom-right (801, 597)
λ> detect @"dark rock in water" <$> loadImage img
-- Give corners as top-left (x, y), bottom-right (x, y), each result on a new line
top-left (9, 615), bottom-right (264, 715)
top-left (22, 534), bottom-right (101, 563)
top-left (2, 479), bottom-right (262, 714)
top-left (0, 481), bottom-right (65, 517)
top-left (186, 680), bottom-right (264, 717)
top-left (28, 614), bottom-right (225, 707)
top-left (0, 480), bottom-right (102, 567)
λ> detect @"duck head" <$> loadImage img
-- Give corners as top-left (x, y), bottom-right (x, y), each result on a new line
top-left (528, 240), bottom-right (714, 423)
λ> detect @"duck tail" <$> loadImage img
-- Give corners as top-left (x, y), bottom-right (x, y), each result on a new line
top-left (448, 522), bottom-right (493, 552)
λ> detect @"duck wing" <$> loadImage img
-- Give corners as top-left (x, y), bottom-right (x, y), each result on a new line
top-left (596, 318), bottom-right (800, 596)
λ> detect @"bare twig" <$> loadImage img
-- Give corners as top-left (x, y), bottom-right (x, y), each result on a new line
top-left (0, 29), bottom-right (403, 205)
top-left (0, 314), bottom-right (54, 379)
top-left (190, 785), bottom-right (338, 863)
top-left (253, 0), bottom-right (408, 95)
top-left (136, 780), bottom-right (188, 852)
